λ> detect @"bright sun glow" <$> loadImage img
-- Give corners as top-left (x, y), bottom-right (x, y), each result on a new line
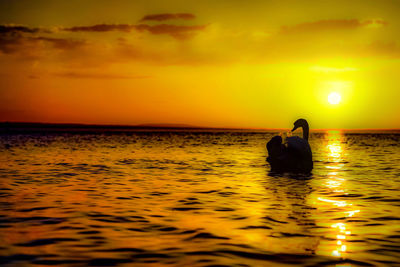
top-left (328, 92), bottom-right (342, 105)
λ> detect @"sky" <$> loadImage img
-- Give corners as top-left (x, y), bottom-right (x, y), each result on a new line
top-left (0, 0), bottom-right (399, 129)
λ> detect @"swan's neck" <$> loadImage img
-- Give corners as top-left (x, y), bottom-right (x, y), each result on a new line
top-left (302, 125), bottom-right (309, 141)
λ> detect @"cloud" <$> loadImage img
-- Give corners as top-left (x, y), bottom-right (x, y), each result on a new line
top-left (135, 24), bottom-right (206, 40)
top-left (140, 13), bottom-right (195, 22)
top-left (232, 18), bottom-right (392, 64)
top-left (0, 24), bottom-right (42, 34)
top-left (61, 13), bottom-right (204, 40)
top-left (0, 17), bottom-right (395, 68)
top-left (0, 35), bottom-right (23, 54)
top-left (64, 23), bottom-right (206, 40)
top-left (362, 19), bottom-right (388, 28)
top-left (280, 19), bottom-right (388, 34)
top-left (54, 71), bottom-right (149, 79)
top-left (363, 41), bottom-right (400, 59)
top-left (0, 24), bottom-right (85, 54)
top-left (0, 35), bottom-right (85, 55)
top-left (64, 24), bottom-right (135, 32)
top-left (34, 37), bottom-right (86, 50)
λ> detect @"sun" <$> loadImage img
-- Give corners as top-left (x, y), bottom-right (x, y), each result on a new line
top-left (328, 92), bottom-right (341, 105)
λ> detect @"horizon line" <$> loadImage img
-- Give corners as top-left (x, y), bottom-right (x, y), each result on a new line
top-left (1, 121), bottom-right (399, 131)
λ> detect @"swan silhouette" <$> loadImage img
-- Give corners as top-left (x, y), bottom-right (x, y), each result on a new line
top-left (267, 119), bottom-right (313, 173)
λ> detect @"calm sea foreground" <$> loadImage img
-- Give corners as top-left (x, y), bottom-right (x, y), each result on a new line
top-left (0, 130), bottom-right (399, 266)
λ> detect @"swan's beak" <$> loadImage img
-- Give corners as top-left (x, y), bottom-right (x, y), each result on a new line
top-left (291, 125), bottom-right (298, 132)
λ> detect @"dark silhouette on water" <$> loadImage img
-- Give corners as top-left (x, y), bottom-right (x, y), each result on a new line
top-left (267, 119), bottom-right (313, 173)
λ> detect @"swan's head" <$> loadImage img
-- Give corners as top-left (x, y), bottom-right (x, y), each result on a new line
top-left (291, 118), bottom-right (308, 132)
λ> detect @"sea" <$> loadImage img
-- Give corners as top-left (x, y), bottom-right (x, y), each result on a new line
top-left (0, 129), bottom-right (399, 266)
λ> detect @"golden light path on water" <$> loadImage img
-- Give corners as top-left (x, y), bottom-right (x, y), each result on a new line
top-left (313, 131), bottom-right (361, 261)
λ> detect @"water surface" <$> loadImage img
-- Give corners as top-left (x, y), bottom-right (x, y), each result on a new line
top-left (0, 130), bottom-right (399, 266)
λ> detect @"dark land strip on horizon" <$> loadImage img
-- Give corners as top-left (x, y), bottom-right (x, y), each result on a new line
top-left (0, 122), bottom-right (399, 134)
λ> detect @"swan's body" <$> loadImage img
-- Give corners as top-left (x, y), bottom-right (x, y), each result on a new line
top-left (267, 119), bottom-right (313, 173)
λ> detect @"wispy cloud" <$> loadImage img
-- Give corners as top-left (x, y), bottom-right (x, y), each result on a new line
top-left (140, 13), bottom-right (195, 22)
top-left (0, 24), bottom-right (44, 34)
top-left (64, 24), bottom-right (135, 32)
top-left (135, 24), bottom-right (206, 40)
top-left (364, 41), bottom-right (400, 58)
top-left (280, 19), bottom-right (388, 34)
top-left (0, 34), bottom-right (85, 54)
top-left (54, 71), bottom-right (149, 79)
top-left (63, 23), bottom-right (206, 39)
top-left (34, 37), bottom-right (86, 50)
top-left (0, 24), bottom-right (85, 54)
top-left (0, 16), bottom-right (395, 67)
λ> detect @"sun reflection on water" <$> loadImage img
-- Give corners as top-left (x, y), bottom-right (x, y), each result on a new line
top-left (315, 131), bottom-right (361, 260)
top-left (327, 143), bottom-right (342, 159)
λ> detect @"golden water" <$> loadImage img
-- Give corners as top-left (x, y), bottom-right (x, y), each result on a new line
top-left (0, 131), bottom-right (399, 266)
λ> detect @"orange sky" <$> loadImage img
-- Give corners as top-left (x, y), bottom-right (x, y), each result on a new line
top-left (0, 0), bottom-right (399, 129)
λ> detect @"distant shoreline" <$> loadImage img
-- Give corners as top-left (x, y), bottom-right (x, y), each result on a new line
top-left (0, 122), bottom-right (399, 134)
top-left (0, 121), bottom-right (274, 133)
